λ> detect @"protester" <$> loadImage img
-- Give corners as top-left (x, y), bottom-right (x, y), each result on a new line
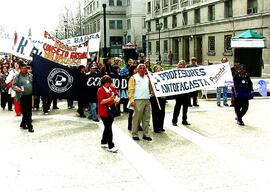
top-left (13, 63), bottom-right (34, 132)
top-left (233, 65), bottom-right (253, 126)
top-left (188, 57), bottom-right (199, 107)
top-left (216, 57), bottom-right (229, 107)
top-left (88, 63), bottom-right (99, 122)
top-left (6, 62), bottom-right (21, 115)
top-left (101, 58), bottom-right (114, 75)
top-left (150, 64), bottom-right (166, 133)
top-left (0, 66), bottom-right (13, 110)
top-left (230, 59), bottom-right (241, 107)
top-left (172, 60), bottom-right (191, 126)
top-left (97, 75), bottom-right (120, 153)
top-left (77, 65), bottom-right (87, 117)
top-left (128, 64), bottom-right (152, 141)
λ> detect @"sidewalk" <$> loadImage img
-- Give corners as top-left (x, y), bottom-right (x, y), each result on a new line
top-left (1, 98), bottom-right (270, 192)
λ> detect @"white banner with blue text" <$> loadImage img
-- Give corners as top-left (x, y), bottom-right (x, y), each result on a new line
top-left (150, 62), bottom-right (233, 97)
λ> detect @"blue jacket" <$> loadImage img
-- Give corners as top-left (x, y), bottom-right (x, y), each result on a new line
top-left (233, 74), bottom-right (253, 99)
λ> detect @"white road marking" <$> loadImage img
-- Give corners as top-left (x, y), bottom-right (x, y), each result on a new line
top-left (98, 122), bottom-right (187, 192)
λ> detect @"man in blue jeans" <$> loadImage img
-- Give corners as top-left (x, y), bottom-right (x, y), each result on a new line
top-left (216, 57), bottom-right (229, 107)
top-left (88, 63), bottom-right (99, 122)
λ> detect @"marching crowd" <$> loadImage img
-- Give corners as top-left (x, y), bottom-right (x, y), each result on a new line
top-left (0, 55), bottom-right (254, 153)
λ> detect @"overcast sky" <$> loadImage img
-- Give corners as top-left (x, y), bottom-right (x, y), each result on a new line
top-left (0, 0), bottom-right (79, 37)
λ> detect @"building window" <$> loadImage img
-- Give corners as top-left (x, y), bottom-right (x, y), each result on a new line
top-left (183, 12), bottom-right (188, 25)
top-left (93, 21), bottom-right (97, 32)
top-left (155, 19), bottom-right (159, 31)
top-left (117, 0), bottom-right (122, 6)
top-left (147, 2), bottom-right (151, 13)
top-left (127, 35), bottom-right (131, 43)
top-left (163, 0), bottom-right (169, 7)
top-left (224, 0), bottom-right (233, 18)
top-left (208, 36), bottom-right (215, 55)
top-left (117, 20), bottom-right (123, 29)
top-left (156, 41), bottom-right (160, 54)
top-left (172, 15), bottom-right (177, 28)
top-left (97, 20), bottom-right (100, 32)
top-left (208, 5), bottom-right (215, 21)
top-left (109, 20), bottom-right (115, 29)
top-left (147, 21), bottom-right (151, 32)
top-left (194, 8), bottom-right (200, 23)
top-left (127, 19), bottom-right (131, 30)
top-left (109, 0), bottom-right (114, 6)
top-left (193, 0), bottom-right (201, 4)
top-left (109, 20), bottom-right (122, 29)
top-left (247, 0), bottom-right (257, 14)
top-left (163, 17), bottom-right (168, 29)
top-left (127, 0), bottom-right (130, 6)
top-left (224, 35), bottom-right (233, 55)
top-left (148, 42), bottom-right (152, 53)
top-left (181, 0), bottom-right (188, 7)
top-left (164, 40), bottom-right (168, 53)
top-left (155, 0), bottom-right (161, 11)
top-left (143, 18), bottom-right (146, 29)
top-left (171, 0), bottom-right (178, 5)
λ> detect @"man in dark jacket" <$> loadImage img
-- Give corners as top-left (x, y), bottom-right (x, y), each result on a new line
top-left (233, 65), bottom-right (253, 126)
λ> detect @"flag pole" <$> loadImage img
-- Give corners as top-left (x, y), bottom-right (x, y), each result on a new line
top-left (147, 69), bottom-right (161, 110)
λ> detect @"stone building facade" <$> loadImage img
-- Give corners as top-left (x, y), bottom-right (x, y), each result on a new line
top-left (83, 0), bottom-right (146, 56)
top-left (145, 0), bottom-right (270, 67)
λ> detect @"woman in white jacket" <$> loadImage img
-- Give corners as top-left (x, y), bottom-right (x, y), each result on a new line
top-left (5, 62), bottom-right (21, 116)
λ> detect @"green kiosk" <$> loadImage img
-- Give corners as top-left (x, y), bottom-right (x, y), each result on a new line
top-left (231, 29), bottom-right (266, 77)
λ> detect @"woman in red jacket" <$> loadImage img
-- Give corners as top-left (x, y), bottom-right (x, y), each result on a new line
top-left (97, 75), bottom-right (120, 153)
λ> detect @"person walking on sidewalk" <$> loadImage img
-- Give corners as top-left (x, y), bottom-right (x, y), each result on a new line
top-left (233, 65), bottom-right (253, 126)
top-left (128, 64), bottom-right (152, 141)
top-left (97, 75), bottom-right (120, 153)
top-left (13, 63), bottom-right (34, 132)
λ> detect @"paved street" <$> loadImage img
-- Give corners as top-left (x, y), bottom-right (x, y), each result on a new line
top-left (1, 97), bottom-right (270, 192)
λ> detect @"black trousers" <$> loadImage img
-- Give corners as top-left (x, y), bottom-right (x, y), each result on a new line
top-left (234, 97), bottom-right (249, 121)
top-left (20, 95), bottom-right (33, 129)
top-left (172, 94), bottom-right (189, 124)
top-left (34, 95), bottom-right (41, 109)
top-left (150, 97), bottom-right (166, 132)
top-left (1, 92), bottom-right (12, 110)
top-left (101, 117), bottom-right (115, 149)
top-left (41, 97), bottom-right (52, 113)
top-left (190, 91), bottom-right (198, 105)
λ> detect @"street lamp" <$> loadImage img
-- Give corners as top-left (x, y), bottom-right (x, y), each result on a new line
top-left (102, 3), bottom-right (107, 57)
top-left (64, 20), bottom-right (68, 39)
top-left (123, 31), bottom-right (127, 44)
top-left (156, 22), bottom-right (163, 62)
top-left (55, 29), bottom-right (58, 39)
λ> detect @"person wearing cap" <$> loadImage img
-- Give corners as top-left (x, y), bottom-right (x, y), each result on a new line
top-left (128, 63), bottom-right (152, 141)
top-left (216, 57), bottom-right (229, 107)
top-left (233, 65), bottom-right (253, 126)
top-left (187, 57), bottom-right (199, 107)
top-left (88, 63), bottom-right (100, 122)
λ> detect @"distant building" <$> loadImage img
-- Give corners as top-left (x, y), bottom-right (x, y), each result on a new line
top-left (145, 0), bottom-right (270, 66)
top-left (82, 0), bottom-right (146, 57)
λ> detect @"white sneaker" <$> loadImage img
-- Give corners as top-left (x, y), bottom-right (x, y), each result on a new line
top-left (101, 144), bottom-right (108, 148)
top-left (107, 147), bottom-right (118, 153)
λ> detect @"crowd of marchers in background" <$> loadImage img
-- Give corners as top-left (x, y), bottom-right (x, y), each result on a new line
top-left (0, 54), bottom-right (253, 153)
